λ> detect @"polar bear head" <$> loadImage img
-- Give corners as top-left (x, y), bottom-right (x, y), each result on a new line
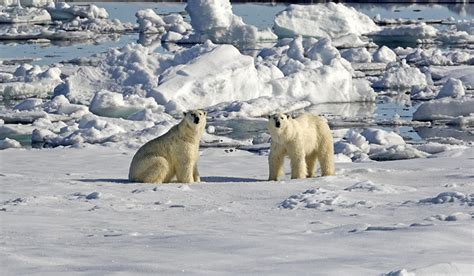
top-left (183, 110), bottom-right (207, 130)
top-left (267, 113), bottom-right (291, 135)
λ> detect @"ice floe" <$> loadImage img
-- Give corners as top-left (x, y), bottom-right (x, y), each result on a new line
top-left (0, 4), bottom-right (50, 24)
top-left (413, 97), bottom-right (474, 121)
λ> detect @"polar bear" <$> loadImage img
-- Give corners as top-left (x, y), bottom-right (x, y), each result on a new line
top-left (129, 110), bottom-right (207, 183)
top-left (267, 113), bottom-right (335, 181)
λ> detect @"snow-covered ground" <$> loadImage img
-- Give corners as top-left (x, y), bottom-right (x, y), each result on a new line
top-left (1, 0), bottom-right (474, 274)
top-left (1, 146), bottom-right (473, 275)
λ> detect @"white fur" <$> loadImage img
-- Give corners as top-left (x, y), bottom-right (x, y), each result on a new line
top-left (129, 110), bottom-right (207, 183)
top-left (267, 113), bottom-right (335, 180)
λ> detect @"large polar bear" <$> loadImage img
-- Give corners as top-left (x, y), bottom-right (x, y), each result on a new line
top-left (129, 110), bottom-right (207, 183)
top-left (267, 113), bottom-right (335, 180)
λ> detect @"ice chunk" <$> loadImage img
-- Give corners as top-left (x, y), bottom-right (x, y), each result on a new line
top-left (373, 23), bottom-right (438, 39)
top-left (436, 78), bottom-right (465, 99)
top-left (274, 3), bottom-right (380, 39)
top-left (413, 98), bottom-right (474, 121)
top-left (373, 60), bottom-right (428, 89)
top-left (184, 0), bottom-right (276, 45)
top-left (0, 5), bottom-right (51, 24)
top-left (0, 138), bottom-right (22, 150)
top-left (89, 90), bottom-right (159, 118)
top-left (152, 44), bottom-right (264, 112)
top-left (369, 144), bottom-right (429, 161)
top-left (372, 46), bottom-right (397, 64)
top-left (360, 128), bottom-right (405, 146)
top-left (340, 48), bottom-right (372, 63)
top-left (136, 9), bottom-right (191, 35)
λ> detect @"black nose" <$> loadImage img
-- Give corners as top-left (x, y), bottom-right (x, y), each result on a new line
top-left (275, 121), bottom-right (280, 128)
top-left (194, 117), bottom-right (200, 124)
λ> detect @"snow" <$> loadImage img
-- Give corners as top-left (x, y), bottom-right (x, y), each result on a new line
top-left (273, 3), bottom-right (380, 39)
top-left (1, 146), bottom-right (473, 275)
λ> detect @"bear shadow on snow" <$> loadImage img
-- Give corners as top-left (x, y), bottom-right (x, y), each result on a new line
top-left (200, 176), bottom-right (262, 183)
top-left (76, 178), bottom-right (131, 184)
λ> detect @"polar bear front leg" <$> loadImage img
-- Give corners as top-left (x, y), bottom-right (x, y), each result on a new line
top-left (268, 144), bottom-right (285, 181)
top-left (289, 147), bottom-right (307, 179)
top-left (174, 154), bottom-right (196, 183)
top-left (193, 163), bottom-right (200, 182)
top-left (306, 151), bottom-right (318, 178)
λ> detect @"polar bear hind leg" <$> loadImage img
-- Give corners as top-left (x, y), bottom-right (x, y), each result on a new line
top-left (132, 156), bottom-right (173, 183)
top-left (318, 147), bottom-right (335, 176)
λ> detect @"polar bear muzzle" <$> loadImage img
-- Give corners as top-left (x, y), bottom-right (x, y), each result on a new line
top-left (275, 119), bottom-right (281, 128)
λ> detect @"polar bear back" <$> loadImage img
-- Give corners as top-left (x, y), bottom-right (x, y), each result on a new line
top-left (292, 114), bottom-right (330, 151)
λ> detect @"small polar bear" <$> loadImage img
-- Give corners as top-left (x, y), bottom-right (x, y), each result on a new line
top-left (267, 113), bottom-right (335, 181)
top-left (129, 110), bottom-right (207, 183)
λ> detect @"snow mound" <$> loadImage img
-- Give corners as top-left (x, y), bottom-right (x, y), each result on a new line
top-left (413, 98), bottom-right (474, 121)
top-left (273, 3), bottom-right (380, 39)
top-left (420, 191), bottom-right (473, 205)
top-left (344, 180), bottom-right (396, 193)
top-left (280, 188), bottom-right (368, 210)
top-left (184, 0), bottom-right (276, 45)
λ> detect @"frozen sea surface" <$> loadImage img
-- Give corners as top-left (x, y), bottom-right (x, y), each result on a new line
top-left (1, 2), bottom-right (473, 145)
